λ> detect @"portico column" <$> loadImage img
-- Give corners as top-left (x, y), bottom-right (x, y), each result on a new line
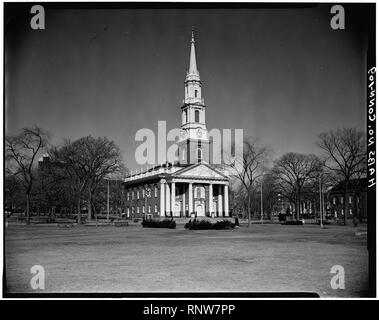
top-left (218, 185), bottom-right (223, 217)
top-left (171, 182), bottom-right (176, 216)
top-left (160, 179), bottom-right (165, 217)
top-left (189, 183), bottom-right (193, 214)
top-left (224, 185), bottom-right (229, 217)
top-left (182, 185), bottom-right (186, 217)
top-left (209, 183), bottom-right (213, 215)
top-left (165, 183), bottom-right (171, 215)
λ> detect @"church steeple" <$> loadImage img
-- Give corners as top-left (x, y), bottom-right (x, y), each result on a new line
top-left (180, 29), bottom-right (208, 140)
top-left (184, 28), bottom-right (203, 105)
top-left (178, 29), bottom-right (211, 165)
top-left (188, 29), bottom-right (199, 76)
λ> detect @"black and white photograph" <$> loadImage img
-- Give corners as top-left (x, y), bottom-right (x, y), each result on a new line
top-left (1, 1), bottom-right (376, 302)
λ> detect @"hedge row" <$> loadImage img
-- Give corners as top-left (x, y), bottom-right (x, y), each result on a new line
top-left (141, 218), bottom-right (176, 229)
top-left (184, 219), bottom-right (236, 230)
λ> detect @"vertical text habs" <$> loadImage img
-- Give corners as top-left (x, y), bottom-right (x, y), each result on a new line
top-left (367, 67), bottom-right (376, 188)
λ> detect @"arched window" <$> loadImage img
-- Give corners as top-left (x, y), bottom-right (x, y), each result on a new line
top-left (195, 186), bottom-right (205, 199)
top-left (183, 110), bottom-right (187, 124)
top-left (197, 147), bottom-right (203, 161)
top-left (195, 110), bottom-right (200, 123)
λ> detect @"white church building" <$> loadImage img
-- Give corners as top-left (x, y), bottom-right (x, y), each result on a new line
top-left (124, 30), bottom-right (230, 219)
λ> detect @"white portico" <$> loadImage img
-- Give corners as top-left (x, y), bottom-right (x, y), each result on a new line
top-left (158, 161), bottom-right (229, 217)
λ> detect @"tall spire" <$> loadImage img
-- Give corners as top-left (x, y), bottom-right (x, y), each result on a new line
top-left (186, 27), bottom-right (200, 80)
top-left (180, 28), bottom-right (207, 147)
top-left (188, 28), bottom-right (198, 74)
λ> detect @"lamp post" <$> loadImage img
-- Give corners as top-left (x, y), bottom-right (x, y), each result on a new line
top-left (107, 179), bottom-right (110, 221)
top-left (260, 181), bottom-right (263, 224)
top-left (319, 174), bottom-right (324, 229)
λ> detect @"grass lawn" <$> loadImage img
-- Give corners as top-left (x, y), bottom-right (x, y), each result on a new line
top-left (4, 222), bottom-right (369, 297)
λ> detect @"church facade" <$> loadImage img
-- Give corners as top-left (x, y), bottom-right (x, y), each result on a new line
top-left (123, 31), bottom-right (230, 219)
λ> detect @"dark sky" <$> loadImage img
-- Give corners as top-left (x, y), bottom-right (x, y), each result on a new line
top-left (5, 4), bottom-right (371, 170)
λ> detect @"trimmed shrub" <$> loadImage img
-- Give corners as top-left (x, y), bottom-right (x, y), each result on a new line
top-left (184, 219), bottom-right (235, 230)
top-left (282, 220), bottom-right (304, 225)
top-left (142, 218), bottom-right (176, 229)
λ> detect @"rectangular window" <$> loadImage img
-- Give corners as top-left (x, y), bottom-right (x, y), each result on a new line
top-left (132, 191), bottom-right (134, 200)
top-left (137, 190), bottom-right (139, 199)
top-left (349, 196), bottom-right (352, 204)
top-left (142, 189), bottom-right (145, 198)
top-left (333, 197), bottom-right (336, 205)
top-left (155, 204), bottom-right (158, 213)
top-left (349, 209), bottom-right (352, 215)
top-left (148, 205), bottom-right (151, 213)
top-left (341, 209), bottom-right (344, 216)
top-left (127, 192), bottom-right (129, 201)
top-left (137, 206), bottom-right (140, 214)
top-left (127, 207), bottom-right (130, 215)
top-left (142, 206), bottom-right (145, 213)
top-left (132, 207), bottom-right (135, 214)
top-left (154, 186), bottom-right (158, 197)
top-left (340, 197), bottom-right (343, 204)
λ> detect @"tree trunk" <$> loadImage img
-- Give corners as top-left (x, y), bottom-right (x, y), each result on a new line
top-left (344, 182), bottom-right (348, 225)
top-left (355, 193), bottom-right (360, 222)
top-left (93, 202), bottom-right (98, 227)
top-left (77, 198), bottom-right (82, 224)
top-left (87, 189), bottom-right (92, 221)
top-left (296, 198), bottom-right (300, 221)
top-left (26, 193), bottom-right (30, 225)
top-left (247, 192), bottom-right (251, 227)
top-left (51, 206), bottom-right (55, 223)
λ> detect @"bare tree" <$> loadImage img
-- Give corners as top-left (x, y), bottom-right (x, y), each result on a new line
top-left (53, 136), bottom-right (126, 222)
top-left (35, 154), bottom-right (70, 222)
top-left (317, 127), bottom-right (366, 225)
top-left (226, 138), bottom-right (271, 227)
top-left (272, 153), bottom-right (322, 220)
top-left (51, 139), bottom-right (91, 224)
top-left (5, 126), bottom-right (50, 224)
top-left (84, 137), bottom-right (126, 221)
top-left (261, 173), bottom-right (280, 219)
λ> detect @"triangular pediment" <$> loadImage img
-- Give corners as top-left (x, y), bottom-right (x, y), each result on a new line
top-left (174, 162), bottom-right (228, 180)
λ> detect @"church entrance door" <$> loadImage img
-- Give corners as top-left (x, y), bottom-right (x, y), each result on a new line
top-left (174, 201), bottom-right (181, 217)
top-left (196, 203), bottom-right (205, 217)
